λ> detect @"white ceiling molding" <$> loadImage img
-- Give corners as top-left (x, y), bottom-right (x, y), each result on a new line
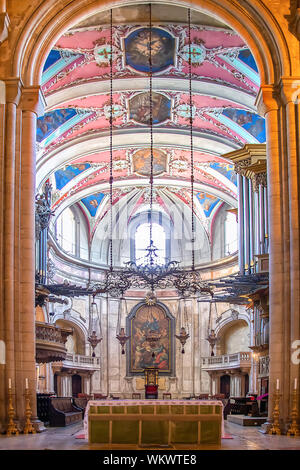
top-left (45, 77), bottom-right (257, 112)
top-left (36, 128), bottom-right (239, 188)
top-left (52, 177), bottom-right (237, 219)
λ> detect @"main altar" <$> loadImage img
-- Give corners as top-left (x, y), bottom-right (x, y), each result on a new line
top-left (84, 399), bottom-right (223, 446)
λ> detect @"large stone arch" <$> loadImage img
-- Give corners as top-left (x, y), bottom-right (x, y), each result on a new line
top-left (0, 0), bottom-right (299, 430)
top-left (6, 0), bottom-right (293, 86)
top-left (215, 311), bottom-right (250, 338)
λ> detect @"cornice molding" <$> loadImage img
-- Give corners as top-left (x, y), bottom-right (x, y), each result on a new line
top-left (223, 144), bottom-right (267, 190)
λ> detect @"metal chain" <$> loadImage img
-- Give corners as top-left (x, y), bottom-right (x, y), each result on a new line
top-left (109, 8), bottom-right (113, 272)
top-left (149, 2), bottom-right (154, 258)
top-left (188, 8), bottom-right (195, 271)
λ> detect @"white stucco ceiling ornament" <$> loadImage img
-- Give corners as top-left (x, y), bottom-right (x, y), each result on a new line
top-left (51, 189), bottom-right (61, 205)
top-left (103, 103), bottom-right (125, 119)
top-left (93, 43), bottom-right (120, 66)
top-left (169, 159), bottom-right (189, 172)
top-left (113, 159), bottom-right (129, 171)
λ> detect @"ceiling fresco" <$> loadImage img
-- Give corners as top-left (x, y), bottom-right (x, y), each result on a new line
top-left (37, 10), bottom-right (265, 243)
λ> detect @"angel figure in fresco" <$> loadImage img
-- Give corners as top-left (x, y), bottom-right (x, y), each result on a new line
top-left (126, 29), bottom-right (174, 71)
top-left (198, 193), bottom-right (218, 213)
top-left (89, 199), bottom-right (99, 209)
top-left (133, 149), bottom-right (167, 176)
top-left (130, 92), bottom-right (170, 125)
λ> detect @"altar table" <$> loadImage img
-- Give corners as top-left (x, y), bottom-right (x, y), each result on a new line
top-left (84, 400), bottom-right (223, 446)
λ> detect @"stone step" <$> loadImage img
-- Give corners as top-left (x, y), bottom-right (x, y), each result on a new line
top-left (227, 415), bottom-right (267, 426)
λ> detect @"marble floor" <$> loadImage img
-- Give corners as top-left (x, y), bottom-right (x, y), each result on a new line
top-left (0, 421), bottom-right (300, 450)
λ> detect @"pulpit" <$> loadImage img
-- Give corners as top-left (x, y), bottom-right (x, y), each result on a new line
top-left (144, 367), bottom-right (159, 399)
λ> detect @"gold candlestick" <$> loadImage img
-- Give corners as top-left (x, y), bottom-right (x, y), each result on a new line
top-left (268, 388), bottom-right (281, 435)
top-left (287, 389), bottom-right (300, 437)
top-left (6, 387), bottom-right (19, 436)
top-left (23, 388), bottom-right (36, 434)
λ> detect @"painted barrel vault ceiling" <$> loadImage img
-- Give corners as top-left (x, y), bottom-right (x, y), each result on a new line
top-left (36, 4), bottom-right (265, 242)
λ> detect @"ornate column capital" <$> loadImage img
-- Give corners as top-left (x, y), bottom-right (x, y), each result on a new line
top-left (255, 85), bottom-right (280, 116)
top-left (20, 86), bottom-right (46, 115)
top-left (277, 77), bottom-right (300, 105)
top-left (4, 77), bottom-right (23, 105)
top-left (252, 172), bottom-right (267, 192)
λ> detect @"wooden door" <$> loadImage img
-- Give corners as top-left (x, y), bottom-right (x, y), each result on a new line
top-left (220, 375), bottom-right (231, 398)
top-left (72, 374), bottom-right (82, 397)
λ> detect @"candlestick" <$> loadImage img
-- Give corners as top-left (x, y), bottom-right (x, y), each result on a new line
top-left (23, 388), bottom-right (36, 434)
top-left (268, 387), bottom-right (281, 435)
top-left (287, 388), bottom-right (300, 437)
top-left (6, 387), bottom-right (19, 436)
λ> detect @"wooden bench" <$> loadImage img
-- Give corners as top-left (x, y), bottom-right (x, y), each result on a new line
top-left (49, 397), bottom-right (82, 426)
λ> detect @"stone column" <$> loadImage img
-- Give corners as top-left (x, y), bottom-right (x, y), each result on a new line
top-left (280, 79), bottom-right (300, 409)
top-left (0, 79), bottom-right (21, 432)
top-left (256, 85), bottom-right (287, 427)
top-left (18, 86), bottom-right (45, 430)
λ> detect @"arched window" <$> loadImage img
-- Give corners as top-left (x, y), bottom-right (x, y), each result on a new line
top-left (135, 222), bottom-right (166, 265)
top-left (225, 211), bottom-right (238, 255)
top-left (56, 208), bottom-right (76, 255)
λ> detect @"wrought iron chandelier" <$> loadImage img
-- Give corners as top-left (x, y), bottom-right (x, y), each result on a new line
top-left (90, 5), bottom-right (212, 301)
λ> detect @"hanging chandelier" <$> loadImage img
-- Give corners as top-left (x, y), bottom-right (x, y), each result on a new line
top-left (87, 295), bottom-right (103, 357)
top-left (116, 296), bottom-right (130, 354)
top-left (206, 301), bottom-right (219, 356)
top-left (175, 297), bottom-right (190, 353)
top-left (97, 4), bottom-right (211, 299)
top-left (65, 5), bottom-right (213, 302)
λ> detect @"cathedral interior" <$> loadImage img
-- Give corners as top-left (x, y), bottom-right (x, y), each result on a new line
top-left (0, 0), bottom-right (300, 452)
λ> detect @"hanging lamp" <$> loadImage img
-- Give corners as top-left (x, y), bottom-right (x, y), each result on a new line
top-left (206, 301), bottom-right (218, 356)
top-left (88, 295), bottom-right (102, 357)
top-left (116, 296), bottom-right (130, 354)
top-left (175, 297), bottom-right (190, 353)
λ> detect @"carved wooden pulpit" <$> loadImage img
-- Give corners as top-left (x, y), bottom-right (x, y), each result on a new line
top-left (144, 367), bottom-right (159, 399)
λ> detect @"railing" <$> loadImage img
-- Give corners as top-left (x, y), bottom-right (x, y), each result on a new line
top-left (63, 353), bottom-right (100, 369)
top-left (36, 322), bottom-right (72, 344)
top-left (202, 352), bottom-right (251, 370)
top-left (35, 322), bottom-right (73, 363)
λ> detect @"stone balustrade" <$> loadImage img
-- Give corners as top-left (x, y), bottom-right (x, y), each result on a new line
top-left (202, 352), bottom-right (251, 371)
top-left (63, 353), bottom-right (100, 369)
